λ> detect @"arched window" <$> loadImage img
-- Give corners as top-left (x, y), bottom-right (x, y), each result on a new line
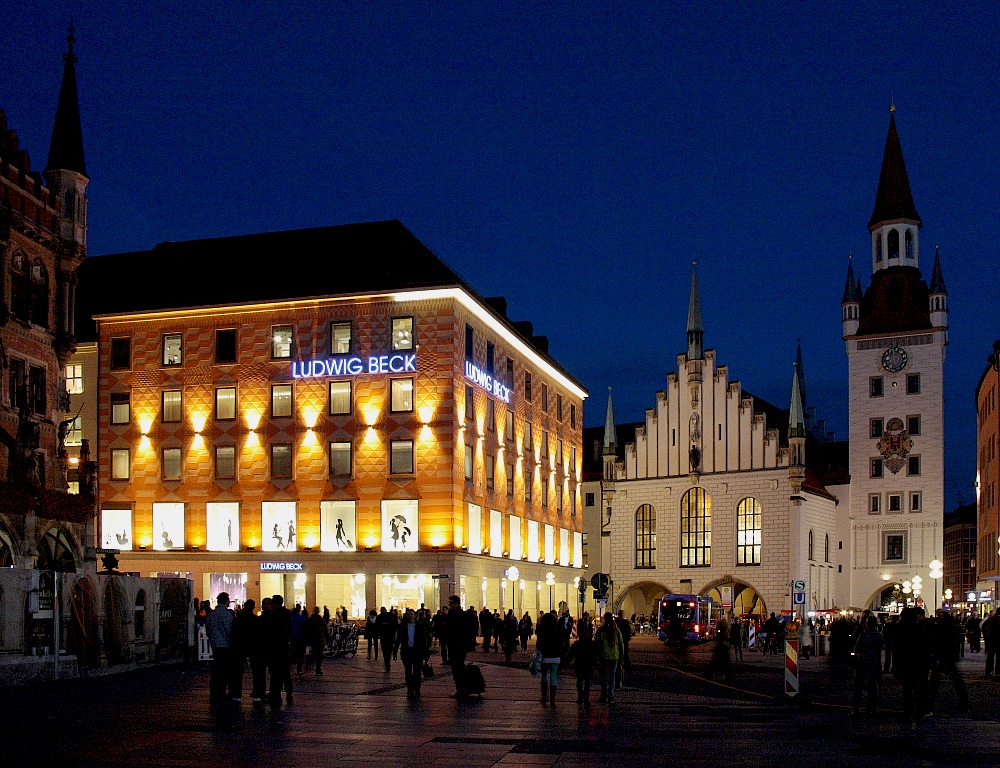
top-left (825, 534), bottom-right (830, 563)
top-left (680, 487), bottom-right (711, 566)
top-left (887, 228), bottom-right (900, 259)
top-left (875, 233), bottom-right (882, 262)
top-left (134, 589), bottom-right (146, 639)
top-left (736, 498), bottom-right (761, 565)
top-left (635, 504), bottom-right (656, 568)
top-left (904, 229), bottom-right (914, 259)
top-left (29, 262), bottom-right (49, 328)
top-left (36, 528), bottom-right (77, 573)
top-left (808, 530), bottom-right (814, 561)
top-left (10, 251), bottom-right (30, 321)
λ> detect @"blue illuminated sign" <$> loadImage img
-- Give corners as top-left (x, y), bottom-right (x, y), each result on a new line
top-left (260, 562), bottom-right (305, 572)
top-left (292, 353), bottom-right (417, 379)
top-left (464, 360), bottom-right (512, 404)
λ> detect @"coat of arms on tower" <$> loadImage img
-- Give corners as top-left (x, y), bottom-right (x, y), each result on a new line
top-left (877, 417), bottom-right (912, 474)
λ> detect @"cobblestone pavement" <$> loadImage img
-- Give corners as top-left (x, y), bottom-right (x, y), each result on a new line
top-left (3, 637), bottom-right (999, 767)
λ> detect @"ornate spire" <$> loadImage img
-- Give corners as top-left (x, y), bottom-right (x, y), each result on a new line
top-left (46, 21), bottom-right (87, 176)
top-left (603, 387), bottom-right (616, 456)
top-left (686, 261), bottom-right (704, 360)
top-left (789, 361), bottom-right (805, 440)
top-left (795, 339), bottom-right (807, 409)
top-left (930, 245), bottom-right (947, 294)
top-left (868, 109), bottom-right (919, 230)
top-left (842, 254), bottom-right (860, 304)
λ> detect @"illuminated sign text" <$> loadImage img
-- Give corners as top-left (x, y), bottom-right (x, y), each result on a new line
top-left (260, 562), bottom-right (305, 572)
top-left (292, 354), bottom-right (416, 379)
top-left (464, 360), bottom-right (512, 404)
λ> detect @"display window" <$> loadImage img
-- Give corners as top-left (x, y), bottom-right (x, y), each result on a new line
top-left (208, 573), bottom-right (247, 606)
top-left (573, 531), bottom-right (583, 568)
top-left (489, 509), bottom-right (502, 557)
top-left (527, 519), bottom-right (540, 562)
top-left (263, 501), bottom-right (297, 551)
top-left (152, 502), bottom-right (184, 550)
top-left (381, 499), bottom-right (418, 552)
top-left (316, 573), bottom-right (366, 618)
top-left (377, 573), bottom-right (436, 612)
top-left (101, 508), bottom-right (133, 550)
top-left (206, 502), bottom-right (240, 552)
top-left (320, 501), bottom-right (357, 552)
top-left (559, 527), bottom-right (570, 566)
top-left (544, 524), bottom-right (555, 564)
top-left (467, 503), bottom-right (482, 554)
top-left (509, 516), bottom-right (522, 561)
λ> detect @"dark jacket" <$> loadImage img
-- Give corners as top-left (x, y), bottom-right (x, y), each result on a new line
top-left (445, 606), bottom-right (473, 656)
top-left (567, 637), bottom-right (596, 674)
top-left (305, 613), bottom-right (329, 649)
top-left (536, 613), bottom-right (562, 660)
top-left (262, 606), bottom-right (292, 658)
top-left (395, 620), bottom-right (429, 658)
top-left (232, 608), bottom-right (262, 658)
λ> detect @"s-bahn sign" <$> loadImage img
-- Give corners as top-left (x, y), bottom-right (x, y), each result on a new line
top-left (292, 353), bottom-right (417, 378)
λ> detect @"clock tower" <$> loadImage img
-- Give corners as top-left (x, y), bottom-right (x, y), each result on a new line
top-left (843, 108), bottom-right (947, 611)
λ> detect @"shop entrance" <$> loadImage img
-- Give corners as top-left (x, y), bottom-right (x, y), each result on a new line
top-left (260, 572), bottom-right (307, 609)
top-left (376, 574), bottom-right (438, 613)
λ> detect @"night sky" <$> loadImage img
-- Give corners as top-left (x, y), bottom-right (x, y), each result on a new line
top-left (3, 2), bottom-right (998, 511)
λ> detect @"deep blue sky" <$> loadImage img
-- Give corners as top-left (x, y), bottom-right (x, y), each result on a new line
top-left (3, 2), bottom-right (998, 511)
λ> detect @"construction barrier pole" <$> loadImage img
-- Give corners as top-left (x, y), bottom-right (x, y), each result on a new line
top-left (785, 621), bottom-right (799, 697)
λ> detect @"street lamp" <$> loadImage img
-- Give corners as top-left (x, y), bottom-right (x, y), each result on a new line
top-left (929, 559), bottom-right (943, 613)
top-left (545, 571), bottom-right (555, 612)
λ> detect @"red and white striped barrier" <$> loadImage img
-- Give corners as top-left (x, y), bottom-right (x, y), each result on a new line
top-left (784, 622), bottom-right (799, 697)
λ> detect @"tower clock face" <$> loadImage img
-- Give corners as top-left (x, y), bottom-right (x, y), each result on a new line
top-left (881, 344), bottom-right (908, 373)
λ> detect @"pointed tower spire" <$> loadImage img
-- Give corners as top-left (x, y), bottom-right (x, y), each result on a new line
top-left (789, 362), bottom-right (805, 439)
top-left (46, 21), bottom-right (87, 176)
top-left (930, 245), bottom-right (947, 294)
top-left (795, 339), bottom-right (807, 409)
top-left (602, 387), bottom-right (616, 457)
top-left (686, 261), bottom-right (704, 360)
top-left (841, 255), bottom-right (860, 304)
top-left (868, 108), bottom-right (919, 230)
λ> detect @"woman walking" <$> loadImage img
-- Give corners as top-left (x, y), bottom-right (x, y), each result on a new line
top-left (519, 613), bottom-right (533, 652)
top-left (535, 611), bottom-right (562, 706)
top-left (595, 612), bottom-right (624, 704)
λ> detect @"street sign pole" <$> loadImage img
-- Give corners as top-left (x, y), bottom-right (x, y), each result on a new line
top-left (785, 620), bottom-right (799, 697)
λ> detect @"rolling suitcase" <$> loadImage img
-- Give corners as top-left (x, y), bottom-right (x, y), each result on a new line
top-left (465, 663), bottom-right (486, 696)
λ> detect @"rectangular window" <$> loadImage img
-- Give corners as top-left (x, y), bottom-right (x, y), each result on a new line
top-left (215, 387), bottom-right (236, 420)
top-left (390, 378), bottom-right (414, 412)
top-left (152, 502), bottom-right (185, 550)
top-left (465, 324), bottom-right (474, 361)
top-left (215, 329), bottom-right (237, 364)
top-left (907, 455), bottom-right (921, 476)
top-left (111, 392), bottom-right (131, 425)
top-left (885, 533), bottom-right (905, 562)
top-left (506, 462), bottom-right (514, 496)
top-left (272, 384), bottom-right (292, 418)
top-left (110, 337), bottom-right (131, 371)
top-left (487, 399), bottom-right (495, 431)
top-left (263, 501), bottom-right (297, 551)
top-left (111, 448), bottom-right (130, 480)
top-left (870, 458), bottom-right (883, 478)
top-left (29, 366), bottom-right (46, 415)
top-left (557, 439), bottom-right (564, 467)
top-left (391, 317), bottom-right (413, 350)
top-left (585, 492), bottom-right (595, 507)
top-left (870, 418), bottom-right (884, 438)
top-left (870, 377), bottom-right (884, 397)
top-left (557, 484), bottom-right (563, 512)
top-left (906, 374), bottom-right (920, 394)
top-left (486, 342), bottom-right (494, 375)
top-left (330, 322), bottom-right (352, 354)
top-left (505, 409), bottom-right (513, 441)
top-left (390, 439), bottom-right (414, 474)
top-left (271, 444), bottom-right (293, 478)
top-left (329, 381), bottom-right (352, 415)
top-left (869, 494), bottom-right (880, 514)
top-left (65, 415), bottom-right (83, 446)
top-left (541, 383), bottom-right (548, 412)
top-left (66, 363), bottom-right (84, 395)
top-left (329, 441), bottom-right (352, 477)
top-left (888, 494), bottom-right (902, 513)
top-left (541, 431), bottom-right (549, 459)
top-left (736, 498), bottom-right (761, 565)
top-left (206, 502), bottom-right (240, 551)
top-left (215, 445), bottom-right (236, 480)
top-left (162, 334), bottom-right (182, 366)
top-left (489, 509), bottom-right (502, 557)
top-left (524, 372), bottom-right (532, 402)
top-left (272, 325), bottom-right (293, 359)
top-left (680, 486), bottom-right (712, 566)
top-left (162, 390), bottom-right (182, 423)
top-left (570, 404), bottom-right (576, 429)
top-left (509, 515), bottom-right (522, 561)
top-left (525, 421), bottom-right (533, 452)
top-left (486, 455), bottom-right (495, 491)
top-left (465, 385), bottom-right (474, 419)
top-left (320, 500), bottom-right (357, 552)
top-left (557, 394), bottom-right (563, 421)
top-left (162, 447), bottom-right (182, 480)
top-left (464, 442), bottom-right (473, 481)
top-left (506, 358), bottom-right (514, 386)
top-left (907, 415), bottom-right (921, 435)
top-left (910, 492), bottom-right (921, 512)
top-left (467, 503), bottom-right (482, 554)
top-left (524, 473), bottom-right (532, 505)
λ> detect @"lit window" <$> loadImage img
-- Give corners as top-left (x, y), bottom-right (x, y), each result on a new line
top-left (272, 384), bottom-right (292, 418)
top-left (216, 387), bottom-right (236, 420)
top-left (66, 363), bottom-right (84, 395)
top-left (65, 416), bottom-right (83, 446)
top-left (162, 390), bottom-right (182, 423)
top-left (215, 446), bottom-right (236, 480)
top-left (331, 322), bottom-right (352, 354)
top-left (390, 440), bottom-right (414, 474)
top-left (329, 441), bottom-right (352, 477)
top-left (272, 325), bottom-right (293, 359)
top-left (111, 392), bottom-right (130, 425)
top-left (390, 378), bottom-right (414, 413)
top-left (111, 448), bottom-right (130, 480)
top-left (885, 533), bottom-right (905, 561)
top-left (162, 447), bottom-right (182, 480)
top-left (680, 487), bottom-right (711, 566)
top-left (635, 504), bottom-right (656, 568)
top-left (736, 497), bottom-right (761, 565)
top-left (329, 381), bottom-right (352, 415)
top-left (162, 334), bottom-right (182, 366)
top-left (391, 317), bottom-right (413, 351)
top-left (271, 444), bottom-right (293, 478)
top-left (464, 442), bottom-right (473, 480)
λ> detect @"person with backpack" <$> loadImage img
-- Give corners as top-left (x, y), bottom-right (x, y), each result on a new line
top-left (595, 612), bottom-right (624, 704)
top-left (567, 612), bottom-right (596, 705)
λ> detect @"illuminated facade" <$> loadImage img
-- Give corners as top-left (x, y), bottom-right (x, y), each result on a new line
top-left (976, 341), bottom-right (999, 595)
top-left (78, 221), bottom-right (587, 614)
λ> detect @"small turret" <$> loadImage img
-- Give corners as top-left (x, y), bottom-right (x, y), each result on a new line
top-left (841, 254), bottom-right (860, 337)
top-left (788, 361), bottom-right (806, 492)
top-left (929, 245), bottom-right (948, 328)
top-left (602, 387), bottom-right (617, 482)
top-left (685, 262), bottom-right (704, 407)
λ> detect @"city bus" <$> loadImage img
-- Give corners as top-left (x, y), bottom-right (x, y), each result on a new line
top-left (657, 594), bottom-right (716, 643)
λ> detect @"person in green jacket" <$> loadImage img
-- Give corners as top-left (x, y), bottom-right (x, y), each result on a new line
top-left (595, 612), bottom-right (624, 703)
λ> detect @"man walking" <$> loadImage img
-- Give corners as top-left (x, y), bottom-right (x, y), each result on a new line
top-left (377, 607), bottom-right (398, 672)
top-left (445, 595), bottom-right (471, 698)
top-left (205, 592), bottom-right (236, 703)
top-left (396, 608), bottom-right (429, 697)
top-left (615, 611), bottom-right (633, 688)
top-left (263, 595), bottom-right (293, 706)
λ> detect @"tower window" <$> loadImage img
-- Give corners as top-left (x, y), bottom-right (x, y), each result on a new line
top-left (875, 233), bottom-right (883, 263)
top-left (635, 503), bottom-right (656, 569)
top-left (870, 377), bottom-right (884, 397)
top-left (907, 415), bottom-right (920, 435)
top-left (905, 229), bottom-right (914, 259)
top-left (907, 455), bottom-right (921, 476)
top-left (910, 492), bottom-right (922, 512)
top-left (869, 494), bottom-right (880, 514)
top-left (870, 418), bottom-right (884, 438)
top-left (888, 228), bottom-right (900, 259)
top-left (906, 374), bottom-right (920, 394)
top-left (870, 458), bottom-right (883, 478)
top-left (885, 533), bottom-right (905, 562)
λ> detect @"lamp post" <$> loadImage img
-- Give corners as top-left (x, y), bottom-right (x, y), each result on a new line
top-left (929, 560), bottom-right (944, 613)
top-left (546, 571), bottom-right (555, 612)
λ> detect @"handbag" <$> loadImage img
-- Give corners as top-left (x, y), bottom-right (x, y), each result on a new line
top-left (529, 650), bottom-right (542, 678)
top-left (422, 661), bottom-right (434, 678)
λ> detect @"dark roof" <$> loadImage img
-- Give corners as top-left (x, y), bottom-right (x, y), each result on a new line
top-left (856, 265), bottom-right (931, 336)
top-left (75, 219), bottom-right (584, 390)
top-left (868, 112), bottom-right (920, 230)
top-left (841, 258), bottom-right (860, 304)
top-left (929, 248), bottom-right (947, 294)
top-left (582, 422), bottom-right (642, 482)
top-left (46, 38), bottom-right (86, 176)
top-left (944, 503), bottom-right (977, 529)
